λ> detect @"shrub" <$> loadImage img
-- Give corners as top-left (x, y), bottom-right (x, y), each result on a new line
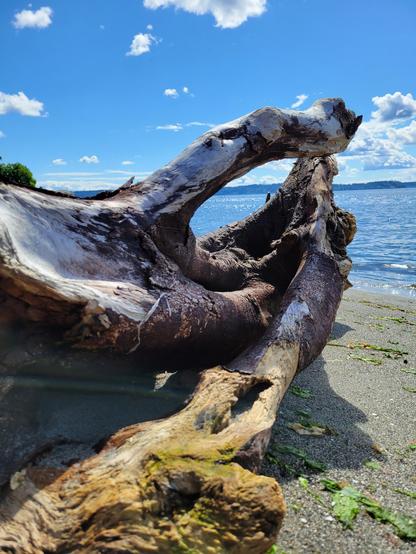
top-left (0, 162), bottom-right (36, 188)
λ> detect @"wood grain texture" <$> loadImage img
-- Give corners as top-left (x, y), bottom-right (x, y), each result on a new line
top-left (0, 99), bottom-right (360, 552)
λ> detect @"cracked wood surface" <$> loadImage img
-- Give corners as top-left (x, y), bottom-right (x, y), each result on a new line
top-left (0, 99), bottom-right (360, 552)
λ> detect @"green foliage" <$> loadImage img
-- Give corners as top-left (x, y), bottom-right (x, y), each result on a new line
top-left (0, 162), bottom-right (36, 188)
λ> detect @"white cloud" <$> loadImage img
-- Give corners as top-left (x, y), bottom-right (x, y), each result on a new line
top-left (155, 121), bottom-right (215, 131)
top-left (80, 155), bottom-right (100, 164)
top-left (371, 92), bottom-right (416, 122)
top-left (40, 169), bottom-right (153, 191)
top-left (228, 174), bottom-right (279, 187)
top-left (52, 158), bottom-right (67, 166)
top-left (127, 33), bottom-right (156, 56)
top-left (386, 120), bottom-right (416, 145)
top-left (0, 91), bottom-right (45, 117)
top-left (143, 0), bottom-right (267, 28)
top-left (121, 160), bottom-right (135, 165)
top-left (164, 88), bottom-right (179, 98)
top-left (291, 94), bottom-right (308, 109)
top-left (156, 123), bottom-right (183, 131)
top-left (186, 121), bottom-right (215, 128)
top-left (341, 92), bottom-right (416, 171)
top-left (13, 6), bottom-right (53, 29)
top-left (146, 24), bottom-right (153, 30)
top-left (0, 131), bottom-right (5, 139)
top-left (183, 86), bottom-right (189, 94)
top-left (266, 160), bottom-right (295, 174)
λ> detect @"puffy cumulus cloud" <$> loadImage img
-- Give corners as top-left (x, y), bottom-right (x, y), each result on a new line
top-left (371, 92), bottom-right (416, 122)
top-left (0, 131), bottom-right (5, 139)
top-left (127, 33), bottom-right (156, 56)
top-left (164, 88), bottom-right (179, 98)
top-left (80, 155), bottom-right (100, 164)
top-left (341, 91), bottom-right (416, 172)
top-left (143, 0), bottom-right (267, 29)
top-left (346, 130), bottom-right (416, 170)
top-left (13, 6), bottom-right (53, 29)
top-left (52, 158), bottom-right (67, 166)
top-left (387, 120), bottom-right (416, 145)
top-left (0, 91), bottom-right (45, 117)
top-left (291, 94), bottom-right (308, 109)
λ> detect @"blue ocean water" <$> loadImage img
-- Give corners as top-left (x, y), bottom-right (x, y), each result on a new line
top-left (192, 188), bottom-right (416, 298)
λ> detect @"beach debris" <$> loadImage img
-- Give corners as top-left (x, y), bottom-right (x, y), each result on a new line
top-left (298, 476), bottom-right (326, 507)
top-left (288, 422), bottom-right (336, 437)
top-left (393, 488), bottom-right (416, 500)
top-left (0, 99), bottom-right (361, 552)
top-left (153, 370), bottom-right (176, 390)
top-left (9, 469), bottom-right (27, 491)
top-left (272, 444), bottom-right (327, 472)
top-left (349, 354), bottom-right (383, 365)
top-left (328, 341), bottom-right (408, 362)
top-left (290, 385), bottom-right (313, 399)
top-left (364, 460), bottom-right (381, 470)
top-left (371, 443), bottom-right (384, 455)
top-left (359, 300), bottom-right (416, 316)
top-left (375, 315), bottom-right (415, 326)
top-left (322, 478), bottom-right (416, 539)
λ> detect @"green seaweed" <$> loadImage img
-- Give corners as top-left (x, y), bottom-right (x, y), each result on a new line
top-left (403, 386), bottom-right (416, 393)
top-left (321, 478), bottom-right (416, 540)
top-left (393, 488), bottom-right (416, 500)
top-left (274, 444), bottom-right (326, 472)
top-left (364, 460), bottom-right (381, 470)
top-left (359, 300), bottom-right (416, 316)
top-left (401, 368), bottom-right (416, 375)
top-left (298, 476), bottom-right (326, 507)
top-left (265, 452), bottom-right (296, 476)
top-left (328, 341), bottom-right (408, 355)
top-left (266, 546), bottom-right (286, 554)
top-left (290, 385), bottom-right (313, 399)
top-left (349, 354), bottom-right (383, 365)
top-left (295, 409), bottom-right (311, 419)
top-left (376, 315), bottom-right (415, 326)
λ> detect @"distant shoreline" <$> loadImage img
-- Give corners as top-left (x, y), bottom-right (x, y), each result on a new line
top-left (73, 181), bottom-right (416, 198)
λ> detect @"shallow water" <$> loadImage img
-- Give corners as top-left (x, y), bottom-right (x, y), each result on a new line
top-left (192, 188), bottom-right (416, 298)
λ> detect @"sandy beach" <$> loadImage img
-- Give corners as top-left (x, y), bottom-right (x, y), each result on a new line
top-left (262, 288), bottom-right (416, 553)
top-left (0, 288), bottom-right (415, 552)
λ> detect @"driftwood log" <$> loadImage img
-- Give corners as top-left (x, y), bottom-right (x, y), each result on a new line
top-left (0, 99), bottom-right (360, 553)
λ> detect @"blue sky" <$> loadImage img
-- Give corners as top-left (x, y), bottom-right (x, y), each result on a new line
top-left (1, 0), bottom-right (416, 190)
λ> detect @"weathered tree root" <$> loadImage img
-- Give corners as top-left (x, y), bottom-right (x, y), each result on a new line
top-left (0, 99), bottom-right (360, 553)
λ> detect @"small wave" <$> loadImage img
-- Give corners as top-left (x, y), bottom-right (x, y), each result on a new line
top-left (384, 263), bottom-right (411, 269)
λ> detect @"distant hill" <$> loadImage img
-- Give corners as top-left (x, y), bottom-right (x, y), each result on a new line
top-left (73, 180), bottom-right (416, 198)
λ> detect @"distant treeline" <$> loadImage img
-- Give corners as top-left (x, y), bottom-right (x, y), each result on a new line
top-left (74, 180), bottom-right (416, 198)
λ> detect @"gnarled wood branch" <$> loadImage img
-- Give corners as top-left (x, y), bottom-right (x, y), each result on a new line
top-left (0, 98), bottom-right (360, 553)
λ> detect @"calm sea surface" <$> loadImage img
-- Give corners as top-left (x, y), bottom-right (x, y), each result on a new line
top-left (192, 188), bottom-right (416, 298)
